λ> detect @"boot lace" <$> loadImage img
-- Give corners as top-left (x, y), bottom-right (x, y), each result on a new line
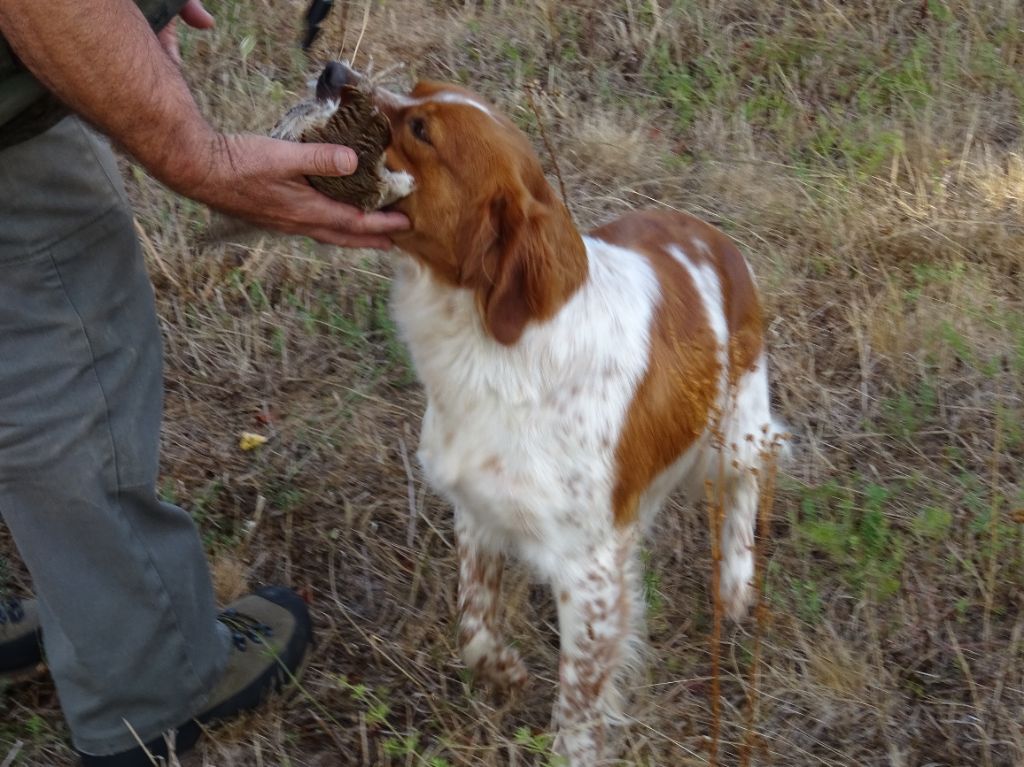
top-left (0, 597), bottom-right (25, 626)
top-left (218, 608), bottom-right (273, 651)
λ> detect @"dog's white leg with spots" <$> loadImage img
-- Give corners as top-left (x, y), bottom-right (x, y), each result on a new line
top-left (551, 533), bottom-right (640, 766)
top-left (718, 355), bottom-right (778, 622)
top-left (455, 509), bottom-right (527, 691)
top-left (718, 470), bottom-right (758, 621)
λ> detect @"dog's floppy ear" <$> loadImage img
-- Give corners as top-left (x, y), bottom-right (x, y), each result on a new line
top-left (460, 189), bottom-right (584, 346)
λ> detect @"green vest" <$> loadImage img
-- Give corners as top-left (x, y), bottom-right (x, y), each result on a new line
top-left (0, 0), bottom-right (188, 150)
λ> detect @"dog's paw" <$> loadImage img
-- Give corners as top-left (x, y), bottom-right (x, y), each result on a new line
top-left (474, 646), bottom-right (528, 692)
top-left (462, 632), bottom-right (528, 692)
top-left (719, 551), bottom-right (755, 622)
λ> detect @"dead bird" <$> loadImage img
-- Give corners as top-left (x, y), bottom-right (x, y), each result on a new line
top-left (199, 62), bottom-right (413, 246)
top-left (272, 61), bottom-right (413, 211)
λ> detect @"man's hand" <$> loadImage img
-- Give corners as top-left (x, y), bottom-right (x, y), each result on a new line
top-left (157, 0), bottom-right (214, 66)
top-left (0, 0), bottom-right (409, 248)
top-left (180, 133), bottom-right (407, 249)
top-left (141, 0), bottom-right (403, 248)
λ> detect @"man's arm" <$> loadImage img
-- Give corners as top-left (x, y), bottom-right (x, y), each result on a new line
top-left (0, 0), bottom-right (407, 247)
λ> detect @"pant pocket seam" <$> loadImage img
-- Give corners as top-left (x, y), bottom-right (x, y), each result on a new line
top-left (45, 251), bottom-right (124, 488)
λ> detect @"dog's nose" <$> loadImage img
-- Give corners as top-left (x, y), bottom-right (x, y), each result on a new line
top-left (316, 61), bottom-right (360, 101)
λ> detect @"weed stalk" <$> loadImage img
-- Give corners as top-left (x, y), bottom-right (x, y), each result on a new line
top-left (739, 436), bottom-right (782, 767)
top-left (983, 409), bottom-right (1003, 644)
top-left (704, 404), bottom-right (727, 767)
top-left (525, 83), bottom-right (576, 227)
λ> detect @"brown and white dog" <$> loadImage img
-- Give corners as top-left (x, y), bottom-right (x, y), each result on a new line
top-left (317, 62), bottom-right (784, 765)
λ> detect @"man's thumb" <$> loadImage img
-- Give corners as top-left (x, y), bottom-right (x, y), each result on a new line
top-left (293, 142), bottom-right (358, 177)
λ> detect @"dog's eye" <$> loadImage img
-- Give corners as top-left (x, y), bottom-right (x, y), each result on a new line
top-left (409, 117), bottom-right (431, 145)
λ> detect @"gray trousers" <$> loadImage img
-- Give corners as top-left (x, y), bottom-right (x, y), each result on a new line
top-left (0, 118), bottom-right (227, 755)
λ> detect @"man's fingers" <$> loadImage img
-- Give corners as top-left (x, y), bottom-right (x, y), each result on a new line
top-left (161, 0), bottom-right (211, 67)
top-left (344, 209), bottom-right (410, 235)
top-left (308, 199), bottom-right (410, 235)
top-left (179, 0), bottom-right (215, 29)
top-left (279, 183), bottom-right (410, 234)
top-left (306, 230), bottom-right (395, 249)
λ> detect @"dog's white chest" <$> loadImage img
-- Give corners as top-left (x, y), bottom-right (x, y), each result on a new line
top-left (389, 244), bottom-right (660, 563)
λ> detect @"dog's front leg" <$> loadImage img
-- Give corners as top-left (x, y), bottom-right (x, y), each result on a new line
top-left (455, 508), bottom-right (528, 691)
top-left (551, 533), bottom-right (639, 766)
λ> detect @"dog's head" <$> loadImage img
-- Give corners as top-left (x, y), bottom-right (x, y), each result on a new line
top-left (317, 62), bottom-right (586, 345)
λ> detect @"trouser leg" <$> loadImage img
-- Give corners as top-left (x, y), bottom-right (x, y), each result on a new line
top-left (0, 118), bottom-right (227, 755)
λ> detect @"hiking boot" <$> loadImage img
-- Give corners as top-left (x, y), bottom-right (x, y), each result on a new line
top-left (79, 585), bottom-right (314, 767)
top-left (0, 596), bottom-right (43, 681)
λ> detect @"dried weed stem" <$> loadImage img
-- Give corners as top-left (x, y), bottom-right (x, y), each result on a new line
top-left (704, 403), bottom-right (728, 767)
top-left (982, 410), bottom-right (1003, 645)
top-left (525, 83), bottom-right (576, 227)
top-left (739, 436), bottom-right (783, 767)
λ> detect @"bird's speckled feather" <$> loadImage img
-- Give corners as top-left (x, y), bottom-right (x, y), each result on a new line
top-left (274, 84), bottom-right (395, 212)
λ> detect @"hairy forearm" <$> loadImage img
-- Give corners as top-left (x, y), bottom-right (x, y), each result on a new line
top-left (0, 0), bottom-right (408, 246)
top-left (0, 0), bottom-right (215, 190)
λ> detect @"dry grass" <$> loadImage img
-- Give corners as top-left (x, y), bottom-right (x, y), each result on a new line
top-left (2, 0), bottom-right (1023, 764)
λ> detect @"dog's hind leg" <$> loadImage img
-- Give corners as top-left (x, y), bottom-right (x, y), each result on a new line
top-left (717, 353), bottom-right (785, 622)
top-left (455, 508), bottom-right (528, 691)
